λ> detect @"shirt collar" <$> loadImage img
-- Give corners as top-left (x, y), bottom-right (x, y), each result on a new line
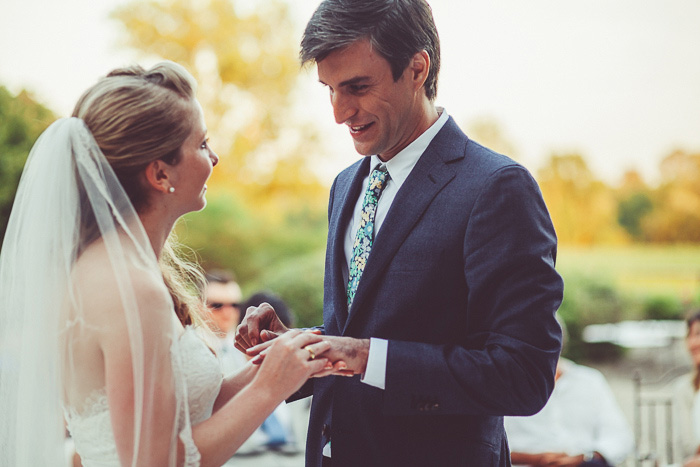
top-left (369, 108), bottom-right (449, 189)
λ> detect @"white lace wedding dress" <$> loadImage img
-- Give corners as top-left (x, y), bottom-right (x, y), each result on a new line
top-left (64, 327), bottom-right (223, 467)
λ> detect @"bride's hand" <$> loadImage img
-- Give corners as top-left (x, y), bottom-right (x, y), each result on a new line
top-left (253, 330), bottom-right (332, 399)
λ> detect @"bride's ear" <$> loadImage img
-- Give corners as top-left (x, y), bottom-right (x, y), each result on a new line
top-left (143, 160), bottom-right (172, 194)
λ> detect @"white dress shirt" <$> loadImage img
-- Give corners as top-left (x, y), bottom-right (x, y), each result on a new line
top-left (341, 108), bottom-right (448, 390)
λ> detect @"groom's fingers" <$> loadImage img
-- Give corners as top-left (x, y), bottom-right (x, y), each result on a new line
top-left (236, 304), bottom-right (272, 349)
top-left (242, 306), bottom-right (263, 345)
top-left (260, 330), bottom-right (281, 342)
top-left (310, 360), bottom-right (352, 378)
top-left (301, 340), bottom-right (332, 359)
top-left (291, 330), bottom-right (330, 349)
top-left (234, 323), bottom-right (253, 350)
top-left (234, 340), bottom-right (248, 354)
top-left (249, 329), bottom-right (297, 362)
top-left (236, 303), bottom-right (286, 350)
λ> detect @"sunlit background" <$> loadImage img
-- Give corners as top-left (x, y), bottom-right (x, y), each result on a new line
top-left (2, 0), bottom-right (699, 361)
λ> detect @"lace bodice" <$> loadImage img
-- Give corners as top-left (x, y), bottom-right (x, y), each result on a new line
top-left (64, 327), bottom-right (223, 467)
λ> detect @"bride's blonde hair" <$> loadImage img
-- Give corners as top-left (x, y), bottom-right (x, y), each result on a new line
top-left (72, 61), bottom-right (206, 327)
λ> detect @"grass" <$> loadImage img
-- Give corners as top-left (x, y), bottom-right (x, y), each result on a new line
top-left (556, 244), bottom-right (700, 301)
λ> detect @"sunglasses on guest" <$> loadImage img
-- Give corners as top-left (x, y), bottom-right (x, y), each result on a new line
top-left (207, 302), bottom-right (241, 309)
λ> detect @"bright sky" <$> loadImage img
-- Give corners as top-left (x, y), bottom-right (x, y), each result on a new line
top-left (2, 0), bottom-right (699, 185)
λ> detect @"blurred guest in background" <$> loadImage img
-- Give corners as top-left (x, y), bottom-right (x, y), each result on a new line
top-left (505, 319), bottom-right (634, 466)
top-left (204, 269), bottom-right (244, 375)
top-left (674, 309), bottom-right (700, 467)
top-left (240, 291), bottom-right (300, 455)
top-left (203, 277), bottom-right (301, 456)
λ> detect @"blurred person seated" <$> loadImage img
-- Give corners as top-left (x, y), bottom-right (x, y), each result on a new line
top-left (673, 309), bottom-right (700, 467)
top-left (203, 269), bottom-right (244, 375)
top-left (504, 318), bottom-right (634, 466)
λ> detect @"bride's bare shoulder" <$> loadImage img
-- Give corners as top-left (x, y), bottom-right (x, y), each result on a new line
top-left (72, 240), bottom-right (169, 320)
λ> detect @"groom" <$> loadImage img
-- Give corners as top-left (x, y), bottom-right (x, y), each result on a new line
top-left (236, 0), bottom-right (564, 465)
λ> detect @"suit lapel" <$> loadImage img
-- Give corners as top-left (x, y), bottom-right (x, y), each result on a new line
top-left (327, 157), bottom-right (370, 333)
top-left (342, 118), bottom-right (467, 335)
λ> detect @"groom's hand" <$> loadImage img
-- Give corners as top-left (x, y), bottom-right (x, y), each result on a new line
top-left (234, 302), bottom-right (289, 352)
top-left (317, 336), bottom-right (370, 375)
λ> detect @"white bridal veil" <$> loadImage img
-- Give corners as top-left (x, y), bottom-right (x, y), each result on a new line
top-left (0, 118), bottom-right (196, 465)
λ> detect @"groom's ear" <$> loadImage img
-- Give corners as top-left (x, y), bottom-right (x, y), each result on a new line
top-left (143, 159), bottom-right (172, 194)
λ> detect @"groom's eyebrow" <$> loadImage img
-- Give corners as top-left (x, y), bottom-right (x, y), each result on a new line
top-left (318, 76), bottom-right (372, 87)
top-left (338, 76), bottom-right (371, 87)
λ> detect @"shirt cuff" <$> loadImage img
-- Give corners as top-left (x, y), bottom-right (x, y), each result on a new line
top-left (360, 338), bottom-right (387, 390)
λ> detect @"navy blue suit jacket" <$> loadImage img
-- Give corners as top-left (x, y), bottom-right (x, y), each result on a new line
top-left (295, 117), bottom-right (563, 467)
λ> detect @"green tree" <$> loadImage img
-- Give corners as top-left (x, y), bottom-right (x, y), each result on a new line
top-left (617, 192), bottom-right (653, 240)
top-left (0, 87), bottom-right (55, 244)
top-left (615, 170), bottom-right (653, 241)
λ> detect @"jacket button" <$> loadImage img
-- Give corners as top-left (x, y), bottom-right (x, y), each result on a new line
top-left (322, 424), bottom-right (330, 437)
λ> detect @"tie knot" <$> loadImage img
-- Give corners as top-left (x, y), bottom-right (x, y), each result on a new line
top-left (369, 164), bottom-right (390, 192)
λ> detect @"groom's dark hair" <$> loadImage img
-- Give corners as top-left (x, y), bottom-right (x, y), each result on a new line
top-left (300, 0), bottom-right (441, 101)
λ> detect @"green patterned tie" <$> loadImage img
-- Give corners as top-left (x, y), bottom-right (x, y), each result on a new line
top-left (347, 164), bottom-right (390, 307)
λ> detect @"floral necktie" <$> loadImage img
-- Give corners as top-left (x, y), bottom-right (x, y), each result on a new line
top-left (347, 164), bottom-right (390, 307)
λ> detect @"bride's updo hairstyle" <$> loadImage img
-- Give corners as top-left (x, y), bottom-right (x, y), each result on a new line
top-left (72, 61), bottom-right (206, 327)
top-left (72, 61), bottom-right (195, 212)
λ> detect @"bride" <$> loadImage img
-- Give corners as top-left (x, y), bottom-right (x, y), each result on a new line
top-left (0, 61), bottom-right (335, 466)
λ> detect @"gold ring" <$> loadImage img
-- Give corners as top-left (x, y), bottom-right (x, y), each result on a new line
top-left (304, 345), bottom-right (316, 360)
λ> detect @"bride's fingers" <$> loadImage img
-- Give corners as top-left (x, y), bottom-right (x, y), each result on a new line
top-left (291, 330), bottom-right (330, 350)
top-left (309, 361), bottom-right (334, 378)
top-left (250, 348), bottom-right (269, 365)
top-left (260, 330), bottom-right (281, 342)
top-left (246, 338), bottom-right (276, 356)
top-left (234, 341), bottom-right (250, 354)
top-left (306, 358), bottom-right (331, 374)
top-left (299, 340), bottom-right (331, 361)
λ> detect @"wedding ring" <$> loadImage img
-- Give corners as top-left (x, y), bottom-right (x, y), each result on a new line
top-left (304, 345), bottom-right (316, 360)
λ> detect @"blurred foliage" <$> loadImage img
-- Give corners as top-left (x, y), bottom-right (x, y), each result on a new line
top-left (642, 150), bottom-right (700, 242)
top-left (617, 192), bottom-right (653, 240)
top-left (0, 87), bottom-right (55, 245)
top-left (557, 272), bottom-right (627, 361)
top-left (538, 154), bottom-right (629, 245)
top-left (642, 294), bottom-right (684, 321)
top-left (248, 250), bottom-right (325, 328)
top-left (176, 193), bottom-right (327, 281)
top-left (537, 150), bottom-right (700, 246)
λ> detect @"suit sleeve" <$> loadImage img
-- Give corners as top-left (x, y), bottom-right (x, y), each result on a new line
top-left (384, 165), bottom-right (563, 417)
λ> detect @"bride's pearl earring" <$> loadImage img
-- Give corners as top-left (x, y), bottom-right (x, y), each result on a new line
top-left (168, 187), bottom-right (175, 193)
